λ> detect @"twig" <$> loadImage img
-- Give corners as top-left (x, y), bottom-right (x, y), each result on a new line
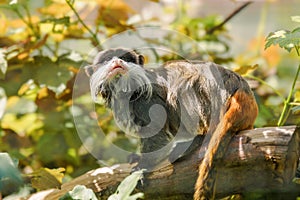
top-left (245, 74), bottom-right (285, 101)
top-left (207, 2), bottom-right (252, 34)
top-left (65, 0), bottom-right (101, 47)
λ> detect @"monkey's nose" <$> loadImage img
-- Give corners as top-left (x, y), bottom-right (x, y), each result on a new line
top-left (112, 57), bottom-right (123, 65)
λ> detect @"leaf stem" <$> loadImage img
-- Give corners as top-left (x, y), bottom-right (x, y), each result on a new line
top-left (295, 46), bottom-right (300, 57)
top-left (65, 0), bottom-right (101, 47)
top-left (245, 74), bottom-right (285, 101)
top-left (289, 102), bottom-right (300, 106)
top-left (277, 62), bottom-right (300, 126)
top-left (22, 4), bottom-right (39, 38)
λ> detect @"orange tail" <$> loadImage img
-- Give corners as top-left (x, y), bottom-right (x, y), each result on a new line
top-left (194, 89), bottom-right (258, 200)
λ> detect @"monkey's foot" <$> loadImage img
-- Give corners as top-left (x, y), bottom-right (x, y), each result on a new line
top-left (127, 153), bottom-right (141, 164)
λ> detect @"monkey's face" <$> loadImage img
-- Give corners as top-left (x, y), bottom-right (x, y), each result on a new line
top-left (85, 49), bottom-right (153, 104)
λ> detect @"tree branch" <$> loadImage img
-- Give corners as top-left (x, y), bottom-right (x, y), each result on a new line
top-left (207, 2), bottom-right (253, 34)
top-left (33, 126), bottom-right (300, 199)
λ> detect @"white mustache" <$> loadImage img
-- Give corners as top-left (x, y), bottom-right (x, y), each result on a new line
top-left (89, 62), bottom-right (153, 103)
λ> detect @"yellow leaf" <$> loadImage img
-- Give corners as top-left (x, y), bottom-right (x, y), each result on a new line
top-left (8, 16), bottom-right (40, 28)
top-left (65, 24), bottom-right (84, 38)
top-left (38, 3), bottom-right (70, 17)
top-left (1, 113), bottom-right (42, 136)
top-left (97, 0), bottom-right (135, 33)
top-left (0, 13), bottom-right (8, 36)
top-left (295, 91), bottom-right (300, 102)
top-left (40, 23), bottom-right (54, 34)
top-left (29, 168), bottom-right (65, 190)
top-left (50, 32), bottom-right (65, 42)
top-left (37, 87), bottom-right (51, 99)
top-left (233, 64), bottom-right (258, 76)
top-left (18, 83), bottom-right (30, 96)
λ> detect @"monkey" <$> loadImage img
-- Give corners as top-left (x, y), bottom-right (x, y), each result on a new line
top-left (85, 48), bottom-right (258, 200)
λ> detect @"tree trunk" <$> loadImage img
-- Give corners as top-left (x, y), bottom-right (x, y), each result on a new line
top-left (42, 126), bottom-right (300, 200)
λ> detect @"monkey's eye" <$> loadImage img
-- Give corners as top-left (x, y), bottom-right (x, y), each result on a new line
top-left (119, 54), bottom-right (137, 64)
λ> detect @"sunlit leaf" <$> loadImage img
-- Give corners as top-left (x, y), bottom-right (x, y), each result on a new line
top-left (98, 0), bottom-right (135, 35)
top-left (60, 185), bottom-right (97, 200)
top-left (65, 24), bottom-right (84, 38)
top-left (0, 49), bottom-right (7, 79)
top-left (0, 87), bottom-right (6, 119)
top-left (265, 28), bottom-right (300, 52)
top-left (291, 16), bottom-right (300, 23)
top-left (0, 13), bottom-right (8, 37)
top-left (234, 64), bottom-right (258, 75)
top-left (40, 17), bottom-right (70, 34)
top-left (38, 2), bottom-right (70, 17)
top-left (5, 96), bottom-right (37, 114)
top-left (1, 113), bottom-right (42, 135)
top-left (18, 80), bottom-right (38, 98)
top-left (9, 0), bottom-right (18, 5)
top-left (108, 170), bottom-right (144, 200)
top-left (29, 168), bottom-right (65, 190)
top-left (295, 91), bottom-right (300, 102)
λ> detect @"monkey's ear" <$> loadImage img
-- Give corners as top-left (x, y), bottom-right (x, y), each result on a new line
top-left (84, 65), bottom-right (95, 77)
top-left (138, 55), bottom-right (145, 66)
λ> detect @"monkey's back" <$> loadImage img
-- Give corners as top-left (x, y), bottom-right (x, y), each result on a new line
top-left (152, 60), bottom-right (254, 136)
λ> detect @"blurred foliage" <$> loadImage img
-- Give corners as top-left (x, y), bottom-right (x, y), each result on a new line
top-left (0, 0), bottom-right (299, 198)
top-left (107, 170), bottom-right (144, 200)
top-left (60, 185), bottom-right (97, 200)
top-left (265, 16), bottom-right (300, 126)
top-left (0, 152), bottom-right (23, 196)
top-left (28, 167), bottom-right (65, 190)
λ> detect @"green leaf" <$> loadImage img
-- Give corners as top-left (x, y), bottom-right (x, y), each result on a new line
top-left (108, 170), bottom-right (144, 200)
top-left (41, 16), bottom-right (70, 25)
top-left (40, 17), bottom-right (70, 33)
top-left (59, 185), bottom-right (97, 200)
top-left (5, 96), bottom-right (37, 115)
top-left (265, 28), bottom-right (300, 52)
top-left (29, 168), bottom-right (65, 190)
top-left (36, 133), bottom-right (69, 164)
top-left (0, 152), bottom-right (23, 195)
top-left (22, 56), bottom-right (74, 94)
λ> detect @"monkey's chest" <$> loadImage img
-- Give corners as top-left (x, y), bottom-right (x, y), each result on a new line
top-left (110, 93), bottom-right (179, 139)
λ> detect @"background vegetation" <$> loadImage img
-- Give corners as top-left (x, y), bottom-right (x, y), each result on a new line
top-left (0, 0), bottom-right (299, 198)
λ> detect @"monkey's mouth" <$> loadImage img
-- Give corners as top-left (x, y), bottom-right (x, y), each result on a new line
top-left (107, 63), bottom-right (127, 79)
